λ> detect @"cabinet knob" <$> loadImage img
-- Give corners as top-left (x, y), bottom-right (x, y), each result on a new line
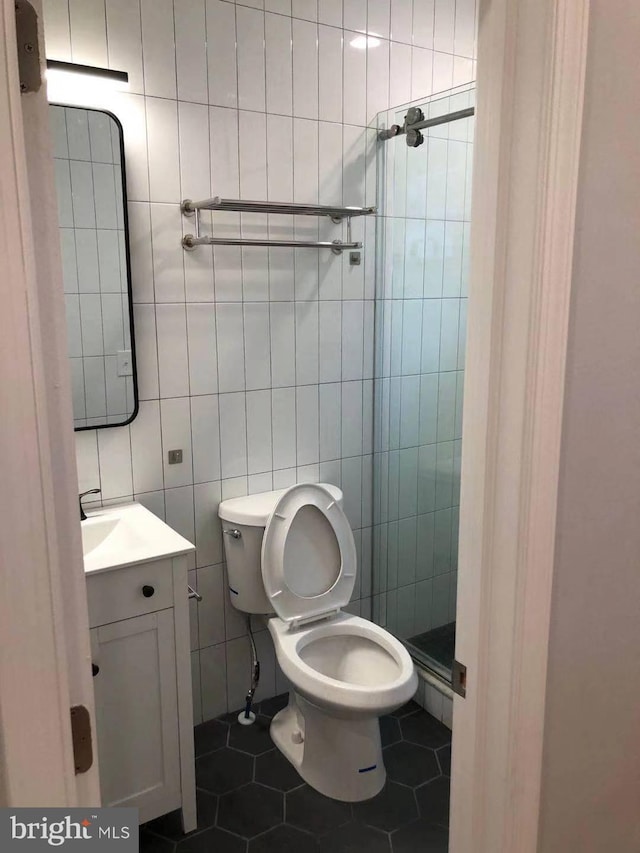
top-left (92, 663), bottom-right (100, 677)
top-left (142, 585), bottom-right (155, 598)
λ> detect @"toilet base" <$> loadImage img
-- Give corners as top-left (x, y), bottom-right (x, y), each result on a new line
top-left (270, 692), bottom-right (385, 802)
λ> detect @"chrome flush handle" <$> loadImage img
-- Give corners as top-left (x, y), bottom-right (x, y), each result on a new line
top-left (223, 528), bottom-right (242, 540)
top-left (188, 585), bottom-right (202, 602)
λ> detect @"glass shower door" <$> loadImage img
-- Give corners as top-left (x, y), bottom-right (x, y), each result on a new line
top-left (372, 84), bottom-right (475, 683)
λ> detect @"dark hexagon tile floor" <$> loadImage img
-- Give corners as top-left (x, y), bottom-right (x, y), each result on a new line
top-left (142, 693), bottom-right (452, 852)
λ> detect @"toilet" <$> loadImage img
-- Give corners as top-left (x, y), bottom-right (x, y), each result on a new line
top-left (218, 483), bottom-right (417, 802)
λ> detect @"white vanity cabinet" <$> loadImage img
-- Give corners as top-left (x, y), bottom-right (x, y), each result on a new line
top-left (83, 504), bottom-right (197, 833)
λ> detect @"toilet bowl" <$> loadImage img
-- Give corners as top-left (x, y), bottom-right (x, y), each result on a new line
top-left (218, 483), bottom-right (417, 802)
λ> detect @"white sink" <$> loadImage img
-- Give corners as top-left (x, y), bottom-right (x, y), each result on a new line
top-left (82, 502), bottom-right (195, 574)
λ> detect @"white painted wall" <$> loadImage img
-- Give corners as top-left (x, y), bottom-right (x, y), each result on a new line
top-left (539, 3), bottom-right (640, 850)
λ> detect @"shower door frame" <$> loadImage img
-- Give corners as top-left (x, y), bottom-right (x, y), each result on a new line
top-left (450, 0), bottom-right (590, 852)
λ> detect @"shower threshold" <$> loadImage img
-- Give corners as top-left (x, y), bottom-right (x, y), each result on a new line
top-left (405, 621), bottom-right (456, 684)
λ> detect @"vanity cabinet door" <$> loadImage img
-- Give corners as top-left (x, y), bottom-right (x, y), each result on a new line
top-left (90, 610), bottom-right (181, 821)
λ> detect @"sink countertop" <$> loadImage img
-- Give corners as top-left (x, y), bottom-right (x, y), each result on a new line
top-left (82, 502), bottom-right (195, 575)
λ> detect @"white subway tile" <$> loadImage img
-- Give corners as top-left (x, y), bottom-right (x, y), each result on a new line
top-left (296, 385), bottom-right (319, 465)
top-left (342, 300), bottom-right (364, 380)
top-left (434, 0), bottom-right (455, 54)
top-left (343, 33), bottom-right (367, 127)
top-left (413, 0), bottom-right (435, 48)
top-left (76, 430), bottom-right (100, 492)
top-left (318, 0), bottom-right (342, 27)
top-left (178, 102), bottom-right (210, 204)
top-left (341, 454), bottom-right (362, 528)
top-left (391, 0), bottom-right (412, 42)
top-left (318, 122), bottom-right (343, 206)
top-left (269, 302), bottom-right (296, 387)
top-left (164, 486), bottom-right (194, 551)
top-left (175, 0), bottom-right (207, 103)
top-left (140, 0), bottom-right (176, 98)
top-left (117, 94), bottom-right (149, 202)
top-left (266, 0), bottom-right (291, 11)
top-left (342, 381), bottom-right (363, 457)
top-left (186, 303), bottom-right (218, 396)
top-left (206, 0), bottom-right (238, 108)
top-left (160, 398), bottom-right (193, 488)
top-left (293, 119), bottom-right (319, 203)
top-left (265, 12), bottom-right (293, 116)
top-left (194, 480), bottom-right (223, 567)
top-left (243, 304), bottom-right (271, 391)
top-left (43, 0), bottom-right (72, 60)
top-left (219, 392), bottom-right (248, 479)
top-left (293, 0), bottom-right (317, 20)
top-left (246, 390), bottom-right (273, 474)
top-left (272, 388), bottom-right (296, 469)
top-left (106, 0), bottom-right (144, 95)
top-left (199, 643), bottom-right (227, 719)
top-left (366, 38), bottom-right (390, 123)
top-left (319, 301), bottom-right (342, 382)
top-left (97, 426), bottom-right (133, 499)
top-left (368, 0), bottom-right (390, 38)
top-left (69, 0), bottom-right (108, 66)
top-left (236, 6), bottom-right (266, 112)
top-left (156, 303), bottom-right (190, 397)
top-left (343, 0), bottom-right (365, 31)
top-left (389, 41), bottom-right (412, 109)
top-left (295, 301), bottom-right (319, 385)
top-left (319, 382), bottom-right (341, 461)
top-left (292, 19), bottom-right (319, 120)
top-left (197, 564), bottom-right (226, 648)
top-left (133, 303), bottom-right (159, 399)
top-left (146, 98), bottom-right (180, 203)
top-left (432, 50), bottom-right (454, 93)
top-left (149, 204), bottom-right (184, 302)
top-left (215, 303), bottom-right (246, 393)
top-left (191, 394), bottom-right (221, 483)
top-left (318, 25), bottom-right (342, 124)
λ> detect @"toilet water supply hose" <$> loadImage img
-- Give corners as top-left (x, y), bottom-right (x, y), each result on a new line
top-left (238, 616), bottom-right (260, 725)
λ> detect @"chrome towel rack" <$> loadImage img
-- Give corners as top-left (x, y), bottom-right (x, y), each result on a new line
top-left (180, 196), bottom-right (376, 254)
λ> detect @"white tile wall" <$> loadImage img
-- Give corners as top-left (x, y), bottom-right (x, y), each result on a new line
top-left (44, 0), bottom-right (477, 724)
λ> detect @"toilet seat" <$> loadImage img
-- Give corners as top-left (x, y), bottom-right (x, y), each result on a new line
top-left (261, 483), bottom-right (357, 626)
top-left (268, 612), bottom-right (418, 715)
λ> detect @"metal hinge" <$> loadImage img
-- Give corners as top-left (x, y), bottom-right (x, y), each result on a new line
top-left (70, 705), bottom-right (94, 774)
top-left (452, 659), bottom-right (467, 698)
top-left (14, 0), bottom-right (42, 94)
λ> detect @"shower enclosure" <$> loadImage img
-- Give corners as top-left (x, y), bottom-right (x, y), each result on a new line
top-left (371, 83), bottom-right (475, 684)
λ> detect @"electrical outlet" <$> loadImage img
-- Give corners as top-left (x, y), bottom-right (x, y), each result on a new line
top-left (168, 449), bottom-right (183, 465)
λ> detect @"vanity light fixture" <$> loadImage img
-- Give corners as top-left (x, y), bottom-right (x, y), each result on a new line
top-left (46, 59), bottom-right (129, 102)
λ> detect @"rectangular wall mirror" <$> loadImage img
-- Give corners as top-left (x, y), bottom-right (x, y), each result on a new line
top-left (50, 104), bottom-right (138, 430)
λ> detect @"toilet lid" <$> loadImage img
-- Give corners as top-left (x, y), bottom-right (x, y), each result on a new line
top-left (261, 483), bottom-right (357, 625)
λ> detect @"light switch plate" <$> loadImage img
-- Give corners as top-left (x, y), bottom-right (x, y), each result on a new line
top-left (168, 449), bottom-right (183, 465)
top-left (117, 349), bottom-right (133, 377)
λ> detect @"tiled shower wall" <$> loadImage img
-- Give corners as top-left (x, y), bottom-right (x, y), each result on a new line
top-left (43, 0), bottom-right (476, 723)
top-left (372, 84), bottom-right (475, 643)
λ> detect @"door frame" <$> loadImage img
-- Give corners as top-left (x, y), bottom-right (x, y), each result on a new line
top-left (451, 0), bottom-right (590, 851)
top-left (0, 0), bottom-right (100, 805)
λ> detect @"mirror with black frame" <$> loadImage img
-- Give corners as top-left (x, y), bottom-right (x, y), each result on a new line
top-left (50, 104), bottom-right (138, 430)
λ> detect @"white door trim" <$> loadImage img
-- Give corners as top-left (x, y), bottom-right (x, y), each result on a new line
top-left (451, 1), bottom-right (590, 851)
top-left (0, 0), bottom-right (100, 805)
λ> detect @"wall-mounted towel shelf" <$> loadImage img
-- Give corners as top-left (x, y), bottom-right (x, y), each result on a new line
top-left (180, 196), bottom-right (376, 254)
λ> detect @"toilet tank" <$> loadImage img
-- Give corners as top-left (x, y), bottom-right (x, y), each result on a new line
top-left (218, 484), bottom-right (343, 614)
